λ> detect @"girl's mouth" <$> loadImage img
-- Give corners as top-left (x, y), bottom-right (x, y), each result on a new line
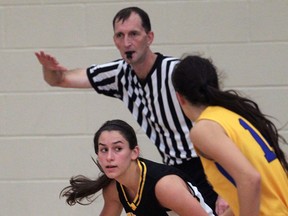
top-left (106, 165), bottom-right (117, 170)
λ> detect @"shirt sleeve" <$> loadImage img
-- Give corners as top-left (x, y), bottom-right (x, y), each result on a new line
top-left (86, 60), bottom-right (124, 98)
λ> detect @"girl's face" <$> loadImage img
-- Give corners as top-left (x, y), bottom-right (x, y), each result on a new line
top-left (97, 130), bottom-right (139, 180)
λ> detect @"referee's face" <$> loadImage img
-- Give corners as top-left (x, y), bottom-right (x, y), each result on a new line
top-left (113, 12), bottom-right (153, 65)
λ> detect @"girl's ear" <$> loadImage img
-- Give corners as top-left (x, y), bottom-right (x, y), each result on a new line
top-left (176, 92), bottom-right (186, 106)
top-left (132, 146), bottom-right (140, 160)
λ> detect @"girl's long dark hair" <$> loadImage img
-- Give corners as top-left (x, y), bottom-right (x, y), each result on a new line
top-left (60, 119), bottom-right (138, 205)
top-left (60, 160), bottom-right (111, 206)
top-left (172, 55), bottom-right (288, 173)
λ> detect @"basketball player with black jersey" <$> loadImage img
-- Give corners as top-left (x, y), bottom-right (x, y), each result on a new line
top-left (61, 120), bottom-right (214, 216)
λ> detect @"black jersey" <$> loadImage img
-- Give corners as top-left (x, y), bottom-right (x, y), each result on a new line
top-left (87, 53), bottom-right (196, 166)
top-left (116, 158), bottom-right (213, 216)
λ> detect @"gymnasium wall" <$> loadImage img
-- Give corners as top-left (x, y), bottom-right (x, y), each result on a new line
top-left (0, 1), bottom-right (287, 215)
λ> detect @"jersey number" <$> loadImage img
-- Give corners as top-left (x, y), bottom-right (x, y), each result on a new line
top-left (239, 118), bottom-right (276, 162)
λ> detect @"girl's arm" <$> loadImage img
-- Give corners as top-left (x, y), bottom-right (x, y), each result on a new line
top-left (100, 180), bottom-right (123, 216)
top-left (191, 120), bottom-right (261, 216)
top-left (155, 175), bottom-right (209, 216)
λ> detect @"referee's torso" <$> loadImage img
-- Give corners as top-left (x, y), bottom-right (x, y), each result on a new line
top-left (87, 53), bottom-right (196, 165)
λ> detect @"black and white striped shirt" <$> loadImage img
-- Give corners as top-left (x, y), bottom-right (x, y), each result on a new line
top-left (87, 53), bottom-right (197, 165)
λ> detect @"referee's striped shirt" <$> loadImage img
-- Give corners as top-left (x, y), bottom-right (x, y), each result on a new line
top-left (87, 53), bottom-right (197, 165)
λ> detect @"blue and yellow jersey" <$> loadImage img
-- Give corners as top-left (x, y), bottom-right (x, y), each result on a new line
top-left (196, 106), bottom-right (288, 216)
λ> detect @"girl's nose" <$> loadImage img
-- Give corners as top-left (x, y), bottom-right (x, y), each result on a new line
top-left (106, 150), bottom-right (114, 161)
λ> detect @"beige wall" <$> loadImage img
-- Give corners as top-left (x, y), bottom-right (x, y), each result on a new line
top-left (0, 0), bottom-right (287, 215)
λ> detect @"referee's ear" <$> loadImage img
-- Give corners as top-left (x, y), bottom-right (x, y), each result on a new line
top-left (147, 31), bottom-right (154, 46)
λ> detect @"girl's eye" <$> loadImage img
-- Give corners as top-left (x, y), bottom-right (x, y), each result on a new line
top-left (115, 147), bottom-right (122, 152)
top-left (100, 148), bottom-right (107, 153)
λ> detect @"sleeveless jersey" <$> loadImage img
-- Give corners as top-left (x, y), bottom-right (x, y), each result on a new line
top-left (196, 106), bottom-right (288, 216)
top-left (116, 158), bottom-right (214, 216)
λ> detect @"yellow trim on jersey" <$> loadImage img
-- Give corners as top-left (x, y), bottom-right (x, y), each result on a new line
top-left (119, 159), bottom-right (147, 211)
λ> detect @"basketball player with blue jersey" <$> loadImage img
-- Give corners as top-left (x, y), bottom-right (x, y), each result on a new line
top-left (172, 55), bottom-right (288, 216)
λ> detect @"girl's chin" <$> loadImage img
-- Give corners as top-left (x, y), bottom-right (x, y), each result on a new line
top-left (104, 171), bottom-right (118, 179)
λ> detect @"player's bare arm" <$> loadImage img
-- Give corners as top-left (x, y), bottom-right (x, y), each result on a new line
top-left (155, 175), bottom-right (209, 216)
top-left (191, 120), bottom-right (261, 216)
top-left (100, 180), bottom-right (123, 216)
